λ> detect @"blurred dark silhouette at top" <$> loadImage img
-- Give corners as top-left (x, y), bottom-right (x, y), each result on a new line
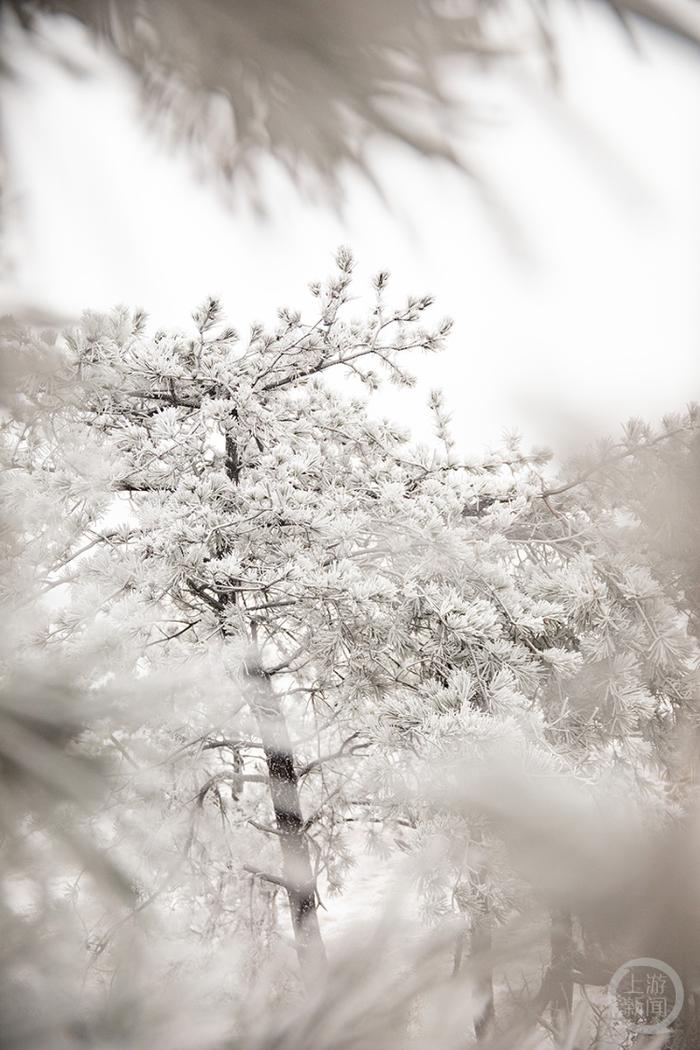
top-left (3, 0), bottom-right (700, 198)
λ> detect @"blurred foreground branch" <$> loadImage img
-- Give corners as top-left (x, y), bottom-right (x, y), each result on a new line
top-left (4, 0), bottom-right (700, 195)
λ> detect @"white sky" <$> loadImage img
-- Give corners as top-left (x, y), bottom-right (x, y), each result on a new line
top-left (2, 7), bottom-right (699, 454)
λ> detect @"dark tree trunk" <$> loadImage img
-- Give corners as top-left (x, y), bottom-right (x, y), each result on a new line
top-left (223, 429), bottom-right (325, 982)
top-left (245, 661), bottom-right (326, 982)
top-left (463, 830), bottom-right (495, 1041)
top-left (472, 903), bottom-right (496, 1041)
top-left (669, 990), bottom-right (700, 1049)
top-left (550, 908), bottom-right (574, 1044)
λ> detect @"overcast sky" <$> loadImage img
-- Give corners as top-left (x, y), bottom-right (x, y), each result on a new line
top-left (3, 7), bottom-right (700, 455)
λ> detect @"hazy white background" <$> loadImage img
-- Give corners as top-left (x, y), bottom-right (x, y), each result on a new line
top-left (2, 8), bottom-right (699, 453)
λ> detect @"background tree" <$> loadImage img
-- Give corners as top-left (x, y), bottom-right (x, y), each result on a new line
top-left (356, 401), bottom-right (698, 1040)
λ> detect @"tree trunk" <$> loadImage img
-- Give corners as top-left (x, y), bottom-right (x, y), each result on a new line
top-left (669, 990), bottom-right (699, 1049)
top-left (472, 903), bottom-right (496, 1041)
top-left (464, 830), bottom-right (495, 1041)
top-left (245, 661), bottom-right (326, 982)
top-left (224, 431), bottom-right (324, 981)
top-left (550, 908), bottom-right (574, 1044)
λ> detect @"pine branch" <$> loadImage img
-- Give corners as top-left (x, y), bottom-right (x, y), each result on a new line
top-left (541, 422), bottom-right (697, 499)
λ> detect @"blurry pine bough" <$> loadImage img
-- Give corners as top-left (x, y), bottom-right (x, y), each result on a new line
top-left (2, 247), bottom-right (700, 1049)
top-left (4, 0), bottom-right (700, 196)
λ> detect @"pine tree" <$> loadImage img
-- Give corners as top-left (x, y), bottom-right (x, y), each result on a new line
top-left (3, 253), bottom-right (698, 1044)
top-left (3, 249), bottom-right (458, 982)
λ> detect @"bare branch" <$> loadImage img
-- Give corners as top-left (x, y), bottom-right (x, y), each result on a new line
top-left (246, 819), bottom-right (283, 837)
top-left (243, 865), bottom-right (291, 890)
top-left (298, 734), bottom-right (371, 777)
top-left (201, 738), bottom-right (264, 752)
top-left (195, 771), bottom-right (267, 805)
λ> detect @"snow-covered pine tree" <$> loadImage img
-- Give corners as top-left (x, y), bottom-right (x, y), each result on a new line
top-left (534, 410), bottom-right (700, 1045)
top-left (3, 252), bottom-right (698, 1043)
top-left (2, 249), bottom-right (460, 983)
top-left (358, 399), bottom-right (698, 1038)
